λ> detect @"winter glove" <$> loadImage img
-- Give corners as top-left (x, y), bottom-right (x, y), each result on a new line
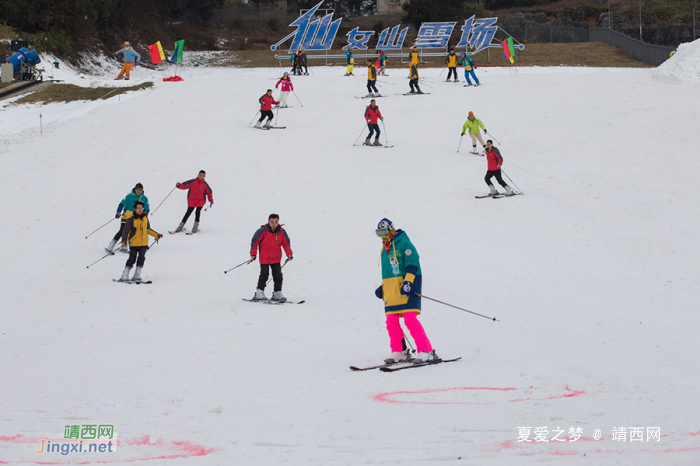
top-left (375, 286), bottom-right (383, 299)
top-left (250, 255), bottom-right (256, 261)
top-left (115, 213), bottom-right (121, 219)
top-left (209, 201), bottom-right (213, 208)
top-left (484, 129), bottom-right (488, 133)
top-left (176, 182), bottom-right (181, 187)
top-left (112, 53), bottom-right (117, 58)
top-left (287, 256), bottom-right (293, 261)
top-left (134, 61), bottom-right (139, 67)
top-left (158, 234), bottom-right (164, 239)
top-left (121, 242), bottom-right (127, 247)
top-left (400, 280), bottom-right (413, 296)
top-left (461, 132), bottom-right (465, 136)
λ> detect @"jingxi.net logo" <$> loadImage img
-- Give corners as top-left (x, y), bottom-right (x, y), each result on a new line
top-left (36, 424), bottom-right (118, 456)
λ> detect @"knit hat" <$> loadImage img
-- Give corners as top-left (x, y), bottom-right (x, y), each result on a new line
top-left (377, 218), bottom-right (393, 231)
top-left (468, 111), bottom-right (474, 117)
top-left (283, 72), bottom-right (288, 75)
top-left (123, 41), bottom-right (130, 47)
top-left (134, 183), bottom-right (143, 190)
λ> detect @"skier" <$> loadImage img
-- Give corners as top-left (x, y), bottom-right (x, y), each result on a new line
top-left (377, 50), bottom-right (388, 76)
top-left (366, 59), bottom-right (379, 97)
top-left (173, 170), bottom-right (213, 233)
top-left (118, 201), bottom-right (163, 282)
top-left (345, 49), bottom-right (355, 76)
top-left (289, 50), bottom-right (298, 75)
top-left (113, 41), bottom-right (141, 81)
top-left (275, 73), bottom-right (293, 108)
top-left (445, 48), bottom-right (458, 82)
top-left (408, 62), bottom-right (423, 94)
top-left (374, 218), bottom-right (437, 363)
top-left (255, 89), bottom-right (279, 128)
top-left (461, 111), bottom-right (487, 155)
top-left (250, 214), bottom-right (293, 302)
top-left (408, 46), bottom-right (420, 67)
top-left (364, 99), bottom-right (383, 146)
top-left (107, 183), bottom-right (149, 253)
top-left (298, 49), bottom-right (308, 75)
top-left (460, 52), bottom-right (480, 86)
top-left (483, 140), bottom-right (514, 196)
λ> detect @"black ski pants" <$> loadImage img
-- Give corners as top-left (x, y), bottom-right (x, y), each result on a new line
top-left (258, 110), bottom-right (274, 123)
top-left (367, 124), bottom-right (380, 139)
top-left (409, 79), bottom-right (421, 92)
top-left (257, 263), bottom-right (283, 292)
top-left (113, 220), bottom-right (126, 241)
top-left (367, 80), bottom-right (378, 93)
top-left (126, 246), bottom-right (148, 268)
top-left (447, 67), bottom-right (457, 80)
top-left (181, 206), bottom-right (203, 223)
top-left (485, 169), bottom-right (508, 188)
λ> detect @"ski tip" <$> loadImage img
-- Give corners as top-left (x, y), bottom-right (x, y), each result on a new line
top-left (297, 300), bottom-right (306, 304)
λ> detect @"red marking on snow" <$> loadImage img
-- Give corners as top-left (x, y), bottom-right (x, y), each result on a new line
top-left (374, 385), bottom-right (584, 405)
top-left (550, 448), bottom-right (578, 456)
top-left (690, 430), bottom-right (700, 436)
top-left (0, 434), bottom-right (217, 464)
top-left (481, 439), bottom-right (517, 453)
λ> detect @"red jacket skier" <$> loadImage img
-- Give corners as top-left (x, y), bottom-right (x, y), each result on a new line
top-left (256, 89), bottom-right (279, 128)
top-left (250, 214), bottom-right (293, 302)
top-left (173, 170), bottom-right (213, 233)
top-left (483, 141), bottom-right (513, 196)
top-left (364, 100), bottom-right (383, 146)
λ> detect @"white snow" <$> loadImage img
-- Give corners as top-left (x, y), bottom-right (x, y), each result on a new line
top-left (654, 38), bottom-right (700, 82)
top-left (1, 61), bottom-right (699, 465)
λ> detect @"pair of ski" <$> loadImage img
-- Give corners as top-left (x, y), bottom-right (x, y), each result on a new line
top-left (351, 357), bottom-right (461, 373)
top-left (353, 143), bottom-right (394, 149)
top-left (168, 228), bottom-right (199, 236)
top-left (241, 298), bottom-right (305, 305)
top-left (253, 126), bottom-right (286, 130)
top-left (475, 192), bottom-right (522, 199)
top-left (112, 279), bottom-right (152, 285)
top-left (396, 92), bottom-right (431, 96)
top-left (464, 84), bottom-right (481, 87)
top-left (355, 94), bottom-right (383, 99)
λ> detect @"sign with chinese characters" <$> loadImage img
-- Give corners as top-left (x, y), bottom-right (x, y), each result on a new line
top-left (271, 1), bottom-right (524, 60)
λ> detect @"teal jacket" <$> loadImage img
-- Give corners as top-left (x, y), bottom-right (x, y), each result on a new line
top-left (459, 55), bottom-right (476, 69)
top-left (380, 230), bottom-right (422, 314)
top-left (117, 190), bottom-right (150, 218)
top-left (115, 47), bottom-right (141, 63)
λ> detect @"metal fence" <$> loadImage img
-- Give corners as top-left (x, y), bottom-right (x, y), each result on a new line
top-left (589, 28), bottom-right (674, 66)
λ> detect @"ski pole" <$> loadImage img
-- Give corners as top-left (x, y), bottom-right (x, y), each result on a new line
top-left (381, 119), bottom-right (389, 145)
top-left (418, 79), bottom-right (433, 89)
top-left (485, 131), bottom-right (501, 145)
top-left (275, 106), bottom-right (280, 125)
top-left (266, 258), bottom-right (289, 285)
top-left (224, 259), bottom-right (254, 274)
top-left (377, 80), bottom-right (394, 85)
top-left (402, 332), bottom-right (416, 354)
top-left (249, 110), bottom-right (261, 126)
top-left (86, 251), bottom-right (114, 269)
top-left (501, 170), bottom-right (523, 195)
top-left (292, 90), bottom-right (304, 107)
top-left (439, 67), bottom-right (446, 76)
top-left (85, 217), bottom-right (116, 239)
top-left (413, 293), bottom-right (499, 322)
top-left (353, 124), bottom-right (366, 146)
top-left (150, 186), bottom-right (177, 216)
top-left (457, 134), bottom-right (463, 153)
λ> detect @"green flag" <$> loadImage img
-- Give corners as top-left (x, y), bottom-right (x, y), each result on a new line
top-left (170, 40), bottom-right (185, 64)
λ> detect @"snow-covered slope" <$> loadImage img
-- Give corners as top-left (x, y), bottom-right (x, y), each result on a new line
top-left (654, 38), bottom-right (700, 83)
top-left (1, 61), bottom-right (699, 465)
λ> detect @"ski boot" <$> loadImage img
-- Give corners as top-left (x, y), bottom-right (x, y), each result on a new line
top-left (271, 291), bottom-right (286, 302)
top-left (254, 121), bottom-right (262, 128)
top-left (192, 222), bottom-right (199, 233)
top-left (505, 185), bottom-right (514, 196)
top-left (252, 289), bottom-right (267, 301)
top-left (417, 90), bottom-right (424, 94)
top-left (414, 350), bottom-right (439, 364)
top-left (119, 266), bottom-right (132, 282)
top-left (384, 349), bottom-right (411, 364)
top-left (175, 222), bottom-right (185, 232)
top-left (488, 184), bottom-right (498, 197)
top-left (132, 266), bottom-right (143, 282)
top-left (265, 120), bottom-right (272, 128)
top-left (363, 137), bottom-right (372, 146)
top-left (409, 89), bottom-right (416, 94)
top-left (373, 138), bottom-right (382, 147)
top-left (106, 239), bottom-right (117, 254)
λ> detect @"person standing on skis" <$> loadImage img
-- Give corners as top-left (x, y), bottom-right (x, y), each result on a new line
top-left (374, 218), bottom-right (437, 364)
top-left (345, 49), bottom-right (355, 76)
top-left (255, 89), bottom-right (279, 128)
top-left (484, 140), bottom-right (514, 197)
top-left (275, 73), bottom-right (293, 108)
top-left (250, 214), bottom-right (293, 302)
top-left (461, 111), bottom-right (487, 155)
top-left (460, 52), bottom-right (480, 86)
top-left (107, 183), bottom-right (149, 253)
top-left (118, 201), bottom-right (162, 282)
top-left (364, 99), bottom-right (383, 147)
top-left (408, 62), bottom-right (422, 94)
top-left (366, 59), bottom-right (379, 97)
top-left (298, 49), bottom-right (308, 75)
top-left (173, 170), bottom-right (213, 233)
top-left (445, 48), bottom-right (458, 82)
top-left (377, 50), bottom-right (388, 76)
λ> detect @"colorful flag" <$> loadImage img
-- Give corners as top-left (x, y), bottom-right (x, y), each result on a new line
top-left (170, 40), bottom-right (185, 64)
top-left (502, 37), bottom-right (515, 64)
top-left (147, 41), bottom-right (166, 64)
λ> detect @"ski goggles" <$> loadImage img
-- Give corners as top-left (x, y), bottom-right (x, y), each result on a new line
top-left (375, 228), bottom-right (391, 237)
